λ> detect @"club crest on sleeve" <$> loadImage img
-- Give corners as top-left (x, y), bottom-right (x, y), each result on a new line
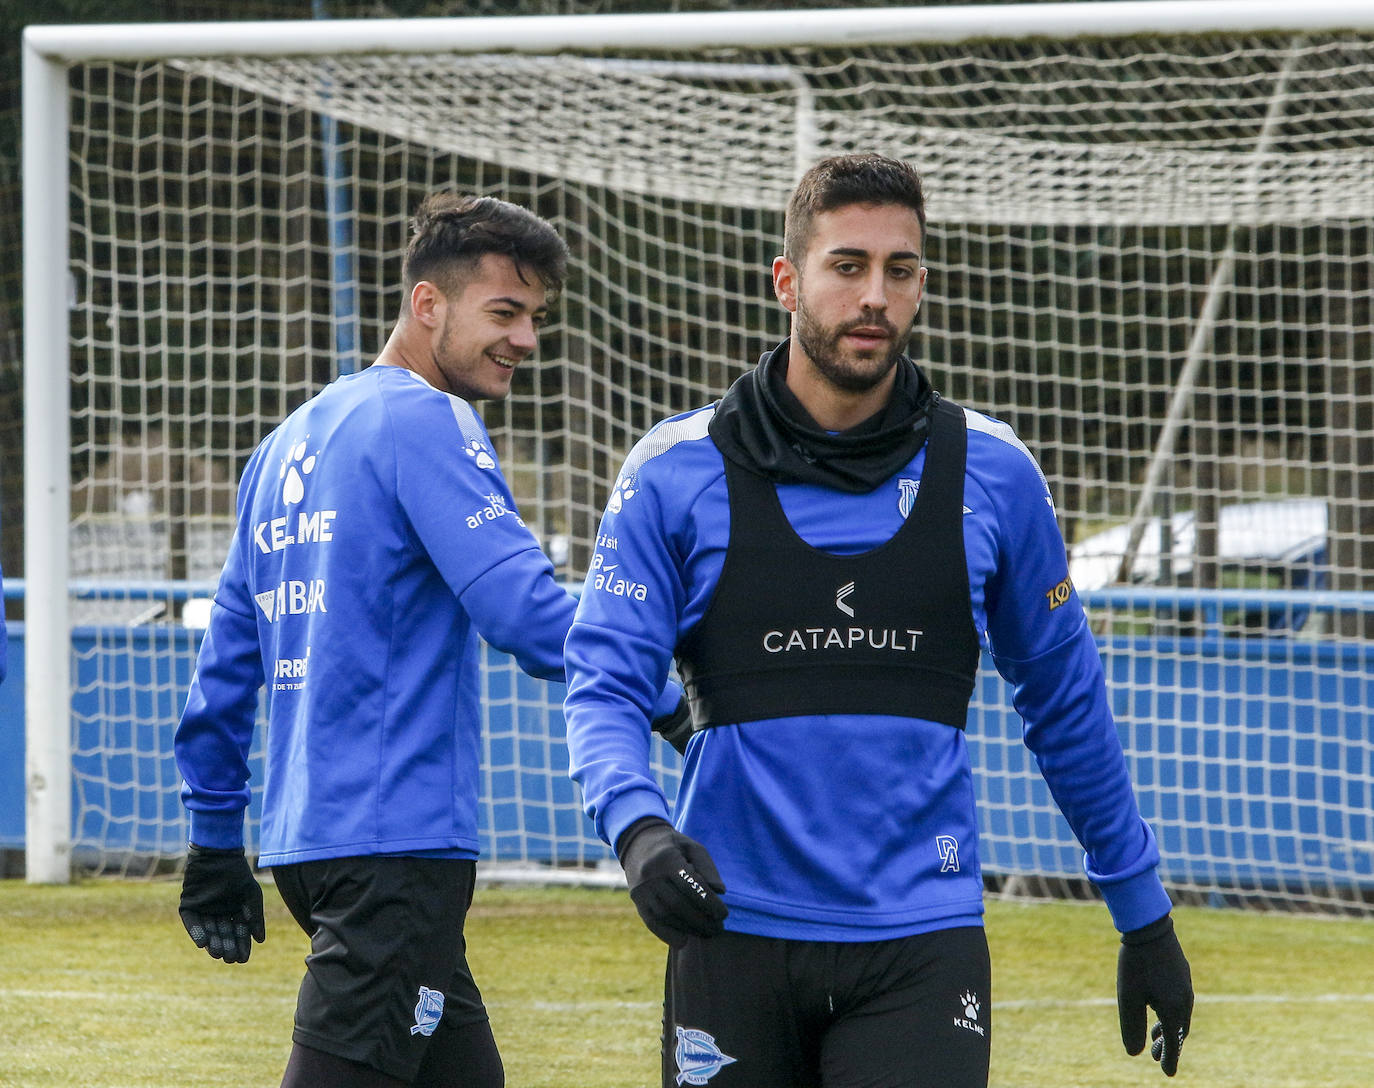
top-left (674, 1026), bottom-right (736, 1085)
top-left (409, 985), bottom-right (445, 1036)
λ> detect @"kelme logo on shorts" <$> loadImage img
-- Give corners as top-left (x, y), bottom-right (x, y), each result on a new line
top-left (410, 985), bottom-right (444, 1037)
top-left (674, 1026), bottom-right (736, 1085)
top-left (955, 990), bottom-right (986, 1036)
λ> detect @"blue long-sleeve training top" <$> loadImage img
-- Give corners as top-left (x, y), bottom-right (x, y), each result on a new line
top-left (564, 400), bottom-right (1172, 941)
top-left (176, 363), bottom-right (666, 865)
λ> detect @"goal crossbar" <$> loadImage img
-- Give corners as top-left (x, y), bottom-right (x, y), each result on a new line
top-left (24, 1), bottom-right (1374, 63)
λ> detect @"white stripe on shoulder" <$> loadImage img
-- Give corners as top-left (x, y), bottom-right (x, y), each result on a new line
top-left (962, 406), bottom-right (1049, 491)
top-left (444, 395), bottom-right (489, 449)
top-left (619, 406), bottom-right (716, 479)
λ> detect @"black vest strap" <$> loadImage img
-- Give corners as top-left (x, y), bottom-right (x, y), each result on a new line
top-left (676, 396), bottom-right (981, 730)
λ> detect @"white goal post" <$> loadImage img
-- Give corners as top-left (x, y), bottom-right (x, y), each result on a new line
top-left (21, 2), bottom-right (1374, 907)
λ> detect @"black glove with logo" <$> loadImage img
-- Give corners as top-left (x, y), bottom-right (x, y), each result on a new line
top-left (178, 844), bottom-right (266, 964)
top-left (617, 816), bottom-right (727, 947)
top-left (650, 695), bottom-right (694, 756)
top-left (1117, 913), bottom-right (1194, 1077)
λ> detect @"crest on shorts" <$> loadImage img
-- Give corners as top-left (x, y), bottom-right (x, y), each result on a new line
top-left (674, 1026), bottom-right (737, 1085)
top-left (410, 985), bottom-right (445, 1037)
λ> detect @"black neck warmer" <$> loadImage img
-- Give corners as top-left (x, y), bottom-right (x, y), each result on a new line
top-left (708, 339), bottom-right (936, 493)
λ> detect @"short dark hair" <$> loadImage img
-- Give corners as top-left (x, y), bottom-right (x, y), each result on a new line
top-left (402, 192), bottom-right (570, 301)
top-left (783, 154), bottom-right (926, 265)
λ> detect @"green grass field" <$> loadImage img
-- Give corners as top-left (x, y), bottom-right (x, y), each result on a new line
top-left (1, 878), bottom-right (1371, 1087)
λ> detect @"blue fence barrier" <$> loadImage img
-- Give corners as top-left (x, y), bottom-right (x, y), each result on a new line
top-left (2, 592), bottom-right (1371, 894)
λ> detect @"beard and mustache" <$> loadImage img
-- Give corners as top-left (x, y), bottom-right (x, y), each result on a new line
top-left (793, 301), bottom-right (912, 394)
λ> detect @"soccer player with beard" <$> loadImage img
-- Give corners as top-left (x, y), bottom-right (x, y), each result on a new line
top-left (564, 154), bottom-right (1193, 1087)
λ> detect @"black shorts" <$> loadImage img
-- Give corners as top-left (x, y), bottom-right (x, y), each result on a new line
top-left (272, 855), bottom-right (489, 1083)
top-left (662, 925), bottom-right (991, 1088)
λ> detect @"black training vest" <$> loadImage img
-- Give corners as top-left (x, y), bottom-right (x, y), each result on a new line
top-left (675, 396), bottom-right (981, 729)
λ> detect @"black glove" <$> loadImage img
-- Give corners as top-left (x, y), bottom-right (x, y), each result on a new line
top-left (651, 695), bottom-right (694, 756)
top-left (1117, 913), bottom-right (1194, 1077)
top-left (178, 844), bottom-right (266, 964)
top-left (617, 816), bottom-right (727, 948)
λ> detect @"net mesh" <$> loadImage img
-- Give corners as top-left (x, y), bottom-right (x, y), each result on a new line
top-left (57, 25), bottom-right (1374, 906)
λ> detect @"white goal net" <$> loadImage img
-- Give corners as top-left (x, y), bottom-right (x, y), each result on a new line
top-left (22, 4), bottom-right (1374, 909)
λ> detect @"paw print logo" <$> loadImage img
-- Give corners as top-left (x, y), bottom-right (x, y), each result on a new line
top-left (961, 992), bottom-right (980, 1021)
top-left (606, 476), bottom-right (637, 515)
top-left (279, 439), bottom-right (318, 505)
top-left (464, 440), bottom-right (496, 471)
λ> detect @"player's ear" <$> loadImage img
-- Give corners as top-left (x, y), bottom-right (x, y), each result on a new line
top-left (772, 255), bottom-right (799, 314)
top-left (409, 280), bottom-right (444, 328)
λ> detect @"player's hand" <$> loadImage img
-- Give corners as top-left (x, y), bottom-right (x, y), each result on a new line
top-left (1117, 913), bottom-right (1193, 1076)
top-left (651, 695), bottom-right (694, 756)
top-left (617, 817), bottom-right (727, 947)
top-left (178, 844), bottom-right (266, 964)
